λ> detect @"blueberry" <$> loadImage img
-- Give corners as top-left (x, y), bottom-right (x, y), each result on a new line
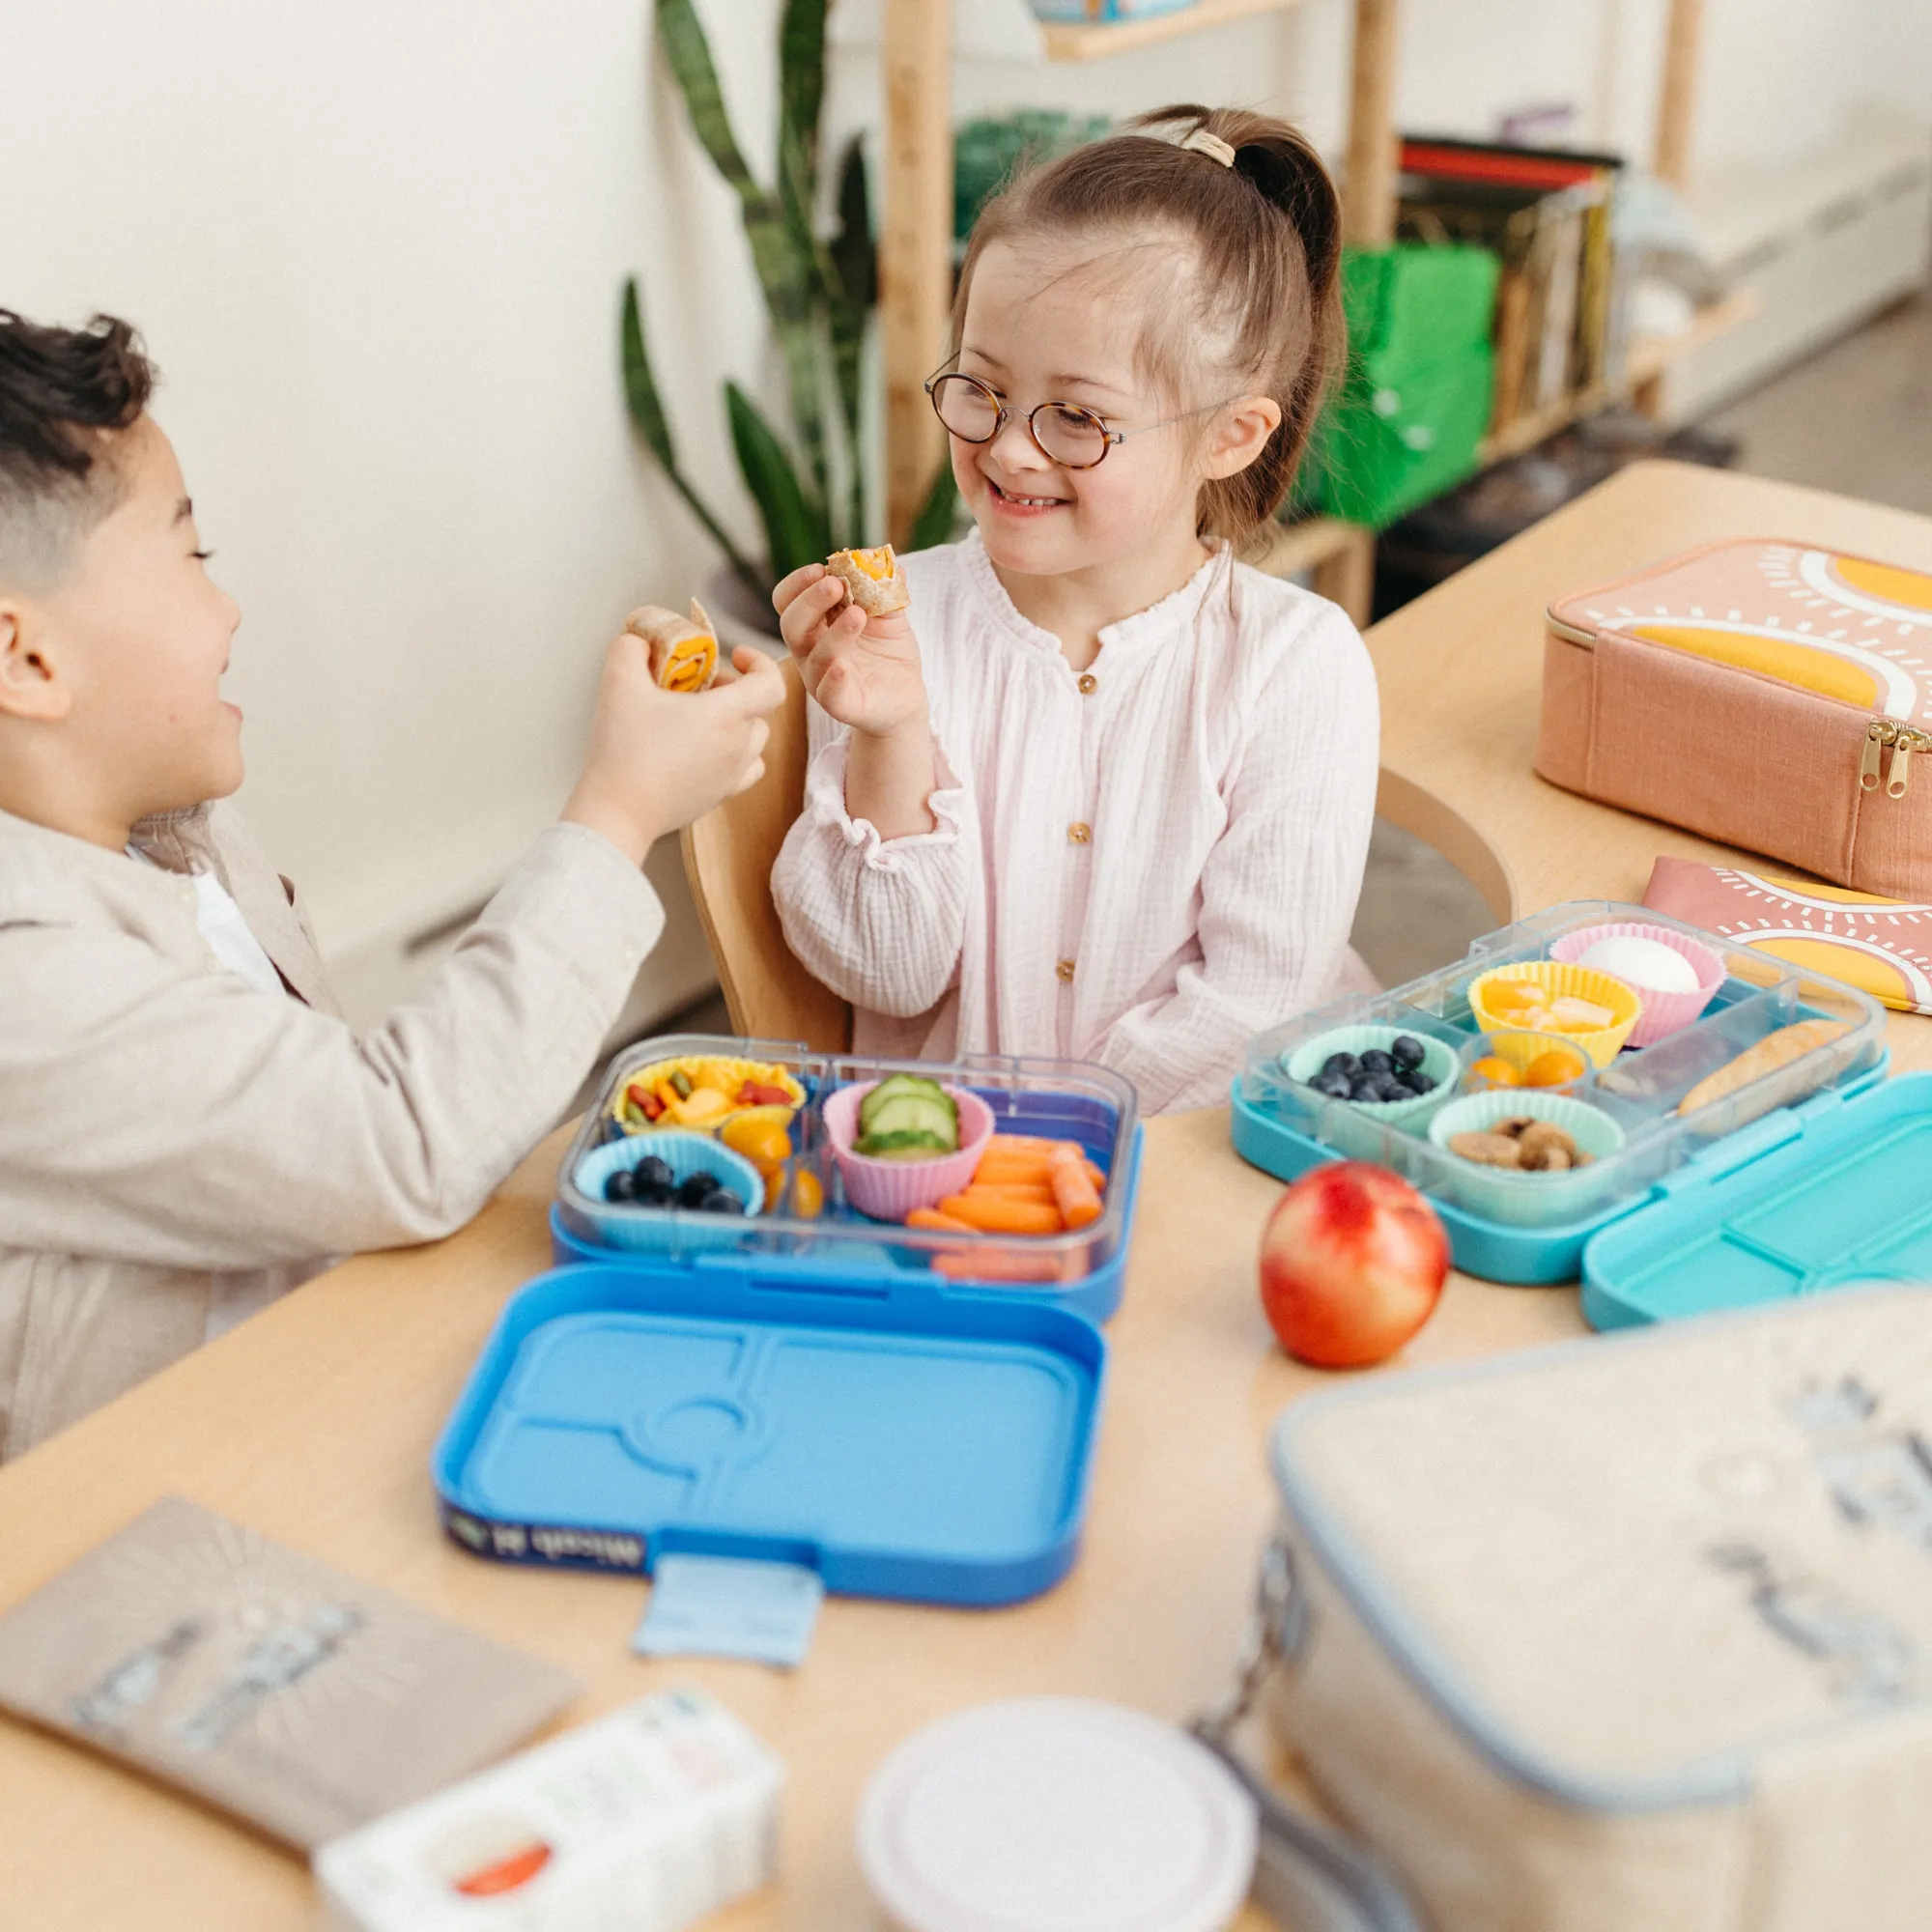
top-left (1320, 1051), bottom-right (1359, 1081)
top-left (635, 1154), bottom-right (674, 1190)
top-left (605, 1168), bottom-right (637, 1204)
top-left (1400, 1068), bottom-right (1435, 1095)
top-left (1348, 1077), bottom-right (1381, 1103)
top-left (1358, 1049), bottom-right (1394, 1076)
top-left (633, 1179), bottom-right (674, 1208)
top-left (677, 1171), bottom-right (718, 1209)
top-left (1391, 1035), bottom-right (1426, 1070)
top-left (696, 1187), bottom-right (746, 1216)
top-left (1311, 1070), bottom-right (1352, 1099)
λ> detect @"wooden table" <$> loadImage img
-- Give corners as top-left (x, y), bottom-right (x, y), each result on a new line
top-left (3, 463), bottom-right (1931, 1929)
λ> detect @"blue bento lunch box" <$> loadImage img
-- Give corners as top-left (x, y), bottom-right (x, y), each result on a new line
top-left (1232, 902), bottom-right (1889, 1291)
top-left (434, 1036), bottom-right (1143, 1606)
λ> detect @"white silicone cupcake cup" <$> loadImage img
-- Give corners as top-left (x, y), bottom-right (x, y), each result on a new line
top-left (1550, 922), bottom-right (1725, 1046)
top-left (823, 1083), bottom-right (996, 1221)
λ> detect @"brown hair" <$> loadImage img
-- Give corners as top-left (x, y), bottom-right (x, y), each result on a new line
top-left (952, 105), bottom-right (1345, 549)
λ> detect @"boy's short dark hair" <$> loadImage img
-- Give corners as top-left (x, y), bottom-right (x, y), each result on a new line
top-left (0, 310), bottom-right (154, 588)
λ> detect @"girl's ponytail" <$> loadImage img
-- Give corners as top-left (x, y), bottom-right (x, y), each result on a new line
top-left (955, 103), bottom-right (1348, 551)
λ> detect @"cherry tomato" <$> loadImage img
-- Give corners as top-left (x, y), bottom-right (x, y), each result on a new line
top-left (722, 1117), bottom-right (792, 1172)
top-left (1522, 1048), bottom-right (1586, 1089)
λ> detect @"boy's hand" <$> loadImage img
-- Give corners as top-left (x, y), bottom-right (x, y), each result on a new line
top-left (775, 564), bottom-right (927, 740)
top-left (563, 640), bottom-right (782, 867)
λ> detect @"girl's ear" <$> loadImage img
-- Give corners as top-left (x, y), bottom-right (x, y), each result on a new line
top-left (0, 607), bottom-right (72, 723)
top-left (1200, 395), bottom-right (1285, 481)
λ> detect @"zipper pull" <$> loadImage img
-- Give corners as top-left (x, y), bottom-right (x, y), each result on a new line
top-left (1861, 720), bottom-right (1891, 792)
top-left (1889, 729), bottom-right (1920, 800)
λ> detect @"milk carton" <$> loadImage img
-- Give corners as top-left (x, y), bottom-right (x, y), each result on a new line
top-left (314, 1688), bottom-right (781, 1932)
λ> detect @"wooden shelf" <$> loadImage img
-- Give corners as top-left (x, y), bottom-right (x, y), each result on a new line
top-left (1623, 286), bottom-right (1759, 387)
top-left (1477, 288), bottom-right (1758, 465)
top-left (1255, 515), bottom-right (1359, 578)
top-left (1038, 0), bottom-right (1305, 63)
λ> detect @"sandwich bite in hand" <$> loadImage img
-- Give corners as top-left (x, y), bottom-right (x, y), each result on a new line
top-left (825, 545), bottom-right (910, 617)
top-left (624, 599), bottom-right (721, 693)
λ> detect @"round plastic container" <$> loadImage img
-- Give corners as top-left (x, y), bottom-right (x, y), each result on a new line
top-left (858, 1697), bottom-right (1257, 1932)
top-left (1550, 922), bottom-right (1725, 1046)
top-left (1282, 1023), bottom-right (1461, 1159)
top-left (1428, 1090), bottom-right (1627, 1228)
top-left (1465, 961), bottom-right (1641, 1068)
top-left (573, 1130), bottom-right (764, 1253)
top-left (823, 1082), bottom-right (995, 1222)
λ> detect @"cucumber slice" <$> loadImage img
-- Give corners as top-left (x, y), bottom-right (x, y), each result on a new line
top-left (859, 1073), bottom-right (950, 1134)
top-left (863, 1094), bottom-right (958, 1146)
top-left (855, 1128), bottom-right (954, 1160)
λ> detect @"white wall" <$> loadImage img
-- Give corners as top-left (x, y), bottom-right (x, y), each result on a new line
top-left (6, 0), bottom-right (1927, 1026)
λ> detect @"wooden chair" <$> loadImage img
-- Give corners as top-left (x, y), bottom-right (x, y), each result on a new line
top-left (680, 656), bottom-right (853, 1051)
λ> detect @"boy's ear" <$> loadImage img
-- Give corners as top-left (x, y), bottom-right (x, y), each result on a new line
top-left (0, 605), bottom-right (72, 723)
top-left (1202, 395), bottom-right (1285, 480)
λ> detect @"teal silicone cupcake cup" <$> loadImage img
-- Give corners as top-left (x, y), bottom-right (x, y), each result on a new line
top-left (1284, 1024), bottom-right (1462, 1160)
top-left (1427, 1090), bottom-right (1626, 1229)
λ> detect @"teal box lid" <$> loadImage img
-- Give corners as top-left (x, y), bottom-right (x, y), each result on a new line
top-left (1582, 1072), bottom-right (1932, 1329)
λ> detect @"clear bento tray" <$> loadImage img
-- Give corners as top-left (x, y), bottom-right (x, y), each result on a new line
top-left (556, 1034), bottom-right (1140, 1284)
top-left (1236, 902), bottom-right (1887, 1234)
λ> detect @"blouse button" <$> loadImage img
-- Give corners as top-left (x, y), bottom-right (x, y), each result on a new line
top-left (1076, 672), bottom-right (1098, 695)
top-left (1055, 958), bottom-right (1076, 983)
top-left (1068, 822), bottom-right (1092, 844)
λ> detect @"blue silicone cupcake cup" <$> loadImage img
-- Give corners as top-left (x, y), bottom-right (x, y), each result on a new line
top-left (573, 1130), bottom-right (765, 1254)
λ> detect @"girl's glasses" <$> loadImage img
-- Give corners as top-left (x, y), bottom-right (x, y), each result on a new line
top-left (923, 369), bottom-right (1234, 471)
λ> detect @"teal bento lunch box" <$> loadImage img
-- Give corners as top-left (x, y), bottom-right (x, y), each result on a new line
top-left (1232, 902), bottom-right (1888, 1292)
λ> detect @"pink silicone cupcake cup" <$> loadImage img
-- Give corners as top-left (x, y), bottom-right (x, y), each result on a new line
top-left (1550, 922), bottom-right (1725, 1046)
top-left (822, 1082), bottom-right (996, 1221)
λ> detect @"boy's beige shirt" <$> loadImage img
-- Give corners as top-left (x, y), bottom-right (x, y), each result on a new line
top-left (0, 801), bottom-right (664, 1460)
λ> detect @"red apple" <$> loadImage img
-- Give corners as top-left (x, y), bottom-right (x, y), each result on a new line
top-left (1260, 1162), bottom-right (1449, 1368)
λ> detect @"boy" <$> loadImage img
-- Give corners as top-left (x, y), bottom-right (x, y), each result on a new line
top-left (0, 309), bottom-right (781, 1457)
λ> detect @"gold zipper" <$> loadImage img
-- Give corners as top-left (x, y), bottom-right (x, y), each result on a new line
top-left (1889, 727), bottom-right (1932, 799)
top-left (1861, 720), bottom-right (1894, 792)
top-left (1855, 720), bottom-right (1932, 800)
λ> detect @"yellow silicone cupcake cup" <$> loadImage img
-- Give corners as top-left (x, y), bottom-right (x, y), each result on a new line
top-left (1466, 962), bottom-right (1641, 1069)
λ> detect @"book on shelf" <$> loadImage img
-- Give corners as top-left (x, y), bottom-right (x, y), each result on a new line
top-left (1396, 138), bottom-right (1628, 443)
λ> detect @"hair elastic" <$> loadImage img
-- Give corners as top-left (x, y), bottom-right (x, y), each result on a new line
top-left (1179, 128), bottom-right (1236, 169)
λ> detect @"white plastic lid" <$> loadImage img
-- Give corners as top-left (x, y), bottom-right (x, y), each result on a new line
top-left (857, 1697), bottom-right (1259, 1932)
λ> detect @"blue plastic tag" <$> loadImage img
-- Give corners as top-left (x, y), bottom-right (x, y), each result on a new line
top-left (632, 1554), bottom-right (824, 1668)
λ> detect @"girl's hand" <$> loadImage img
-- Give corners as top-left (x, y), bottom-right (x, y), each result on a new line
top-left (774, 563), bottom-right (928, 739)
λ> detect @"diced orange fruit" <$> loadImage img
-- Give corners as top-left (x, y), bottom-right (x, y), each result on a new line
top-left (1469, 1056), bottom-right (1523, 1088)
top-left (1485, 981), bottom-right (1544, 1012)
top-left (1548, 995), bottom-right (1615, 1030)
top-left (1522, 1049), bottom-right (1586, 1088)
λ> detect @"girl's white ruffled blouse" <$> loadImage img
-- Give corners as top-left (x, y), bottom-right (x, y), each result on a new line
top-left (773, 532), bottom-right (1379, 1114)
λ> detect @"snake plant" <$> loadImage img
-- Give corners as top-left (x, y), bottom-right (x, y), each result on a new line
top-left (623, 0), bottom-right (954, 603)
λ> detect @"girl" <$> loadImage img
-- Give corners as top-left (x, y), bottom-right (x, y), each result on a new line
top-left (772, 105), bottom-right (1378, 1114)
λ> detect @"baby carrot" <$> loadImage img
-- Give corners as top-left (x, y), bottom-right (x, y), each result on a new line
top-left (960, 1181), bottom-right (1058, 1206)
top-left (939, 1192), bottom-right (1065, 1236)
top-left (906, 1207), bottom-right (975, 1235)
top-left (1046, 1145), bottom-right (1103, 1231)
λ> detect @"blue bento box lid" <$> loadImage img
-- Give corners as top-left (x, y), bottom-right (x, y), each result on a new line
top-left (1580, 1070), bottom-right (1932, 1330)
top-left (432, 1260), bottom-right (1107, 1607)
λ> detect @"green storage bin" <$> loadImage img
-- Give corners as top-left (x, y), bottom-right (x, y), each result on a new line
top-left (1312, 243), bottom-right (1500, 530)
top-left (1318, 343), bottom-right (1495, 529)
top-left (1341, 243), bottom-right (1498, 373)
